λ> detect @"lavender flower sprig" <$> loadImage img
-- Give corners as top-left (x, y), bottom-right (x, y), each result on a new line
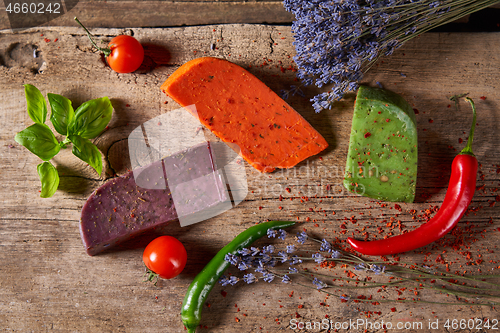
top-left (283, 0), bottom-right (500, 113)
top-left (218, 230), bottom-right (500, 306)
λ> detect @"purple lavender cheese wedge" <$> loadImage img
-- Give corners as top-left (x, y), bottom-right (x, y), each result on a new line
top-left (80, 142), bottom-right (230, 255)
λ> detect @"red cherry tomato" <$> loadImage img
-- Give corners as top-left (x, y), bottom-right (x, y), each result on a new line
top-left (106, 35), bottom-right (144, 73)
top-left (75, 18), bottom-right (144, 74)
top-left (143, 236), bottom-right (187, 279)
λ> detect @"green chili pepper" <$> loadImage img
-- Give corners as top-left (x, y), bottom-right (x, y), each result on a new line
top-left (181, 220), bottom-right (295, 332)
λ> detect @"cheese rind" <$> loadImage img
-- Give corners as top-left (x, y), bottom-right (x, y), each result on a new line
top-left (160, 57), bottom-right (328, 172)
top-left (343, 86), bottom-right (418, 203)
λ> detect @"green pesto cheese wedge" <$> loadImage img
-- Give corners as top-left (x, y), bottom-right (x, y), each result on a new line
top-left (343, 86), bottom-right (417, 202)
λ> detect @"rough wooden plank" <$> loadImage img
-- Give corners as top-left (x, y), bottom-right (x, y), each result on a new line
top-left (1, 1), bottom-right (499, 30)
top-left (0, 1), bottom-right (294, 30)
top-left (0, 25), bottom-right (500, 332)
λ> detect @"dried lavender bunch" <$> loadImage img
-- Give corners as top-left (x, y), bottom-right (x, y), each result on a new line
top-left (219, 230), bottom-right (500, 306)
top-left (283, 0), bottom-right (500, 113)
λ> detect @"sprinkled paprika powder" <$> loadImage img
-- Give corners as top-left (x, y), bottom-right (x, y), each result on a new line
top-left (348, 98), bottom-right (479, 256)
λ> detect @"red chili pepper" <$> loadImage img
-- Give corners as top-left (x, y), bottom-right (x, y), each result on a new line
top-left (347, 97), bottom-right (478, 255)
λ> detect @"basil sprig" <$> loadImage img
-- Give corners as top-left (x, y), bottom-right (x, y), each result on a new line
top-left (15, 84), bottom-right (112, 198)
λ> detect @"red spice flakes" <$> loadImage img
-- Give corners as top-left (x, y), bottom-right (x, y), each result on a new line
top-left (235, 317), bottom-right (240, 322)
top-left (480, 96), bottom-right (487, 100)
top-left (44, 38), bottom-right (51, 42)
top-left (429, 119), bottom-right (434, 123)
top-left (413, 108), bottom-right (419, 114)
top-left (364, 132), bottom-right (372, 138)
top-left (346, 270), bottom-right (356, 278)
top-left (297, 304), bottom-right (304, 308)
top-left (390, 307), bottom-right (397, 312)
top-left (385, 118), bottom-right (391, 122)
top-left (221, 290), bottom-right (227, 297)
top-left (285, 187), bottom-right (291, 193)
top-left (289, 291), bottom-right (294, 297)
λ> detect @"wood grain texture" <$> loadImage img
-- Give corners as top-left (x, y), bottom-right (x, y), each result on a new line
top-left (0, 1), bottom-right (294, 30)
top-left (1, 1), bottom-right (498, 30)
top-left (0, 25), bottom-right (499, 332)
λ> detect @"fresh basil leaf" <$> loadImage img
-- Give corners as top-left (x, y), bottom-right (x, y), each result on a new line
top-left (69, 134), bottom-right (103, 176)
top-left (24, 84), bottom-right (47, 124)
top-left (15, 123), bottom-right (60, 161)
top-left (48, 93), bottom-right (75, 135)
top-left (37, 161), bottom-right (59, 198)
top-left (70, 96), bottom-right (112, 139)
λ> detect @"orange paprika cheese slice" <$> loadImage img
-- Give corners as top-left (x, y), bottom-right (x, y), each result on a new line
top-left (160, 57), bottom-right (328, 172)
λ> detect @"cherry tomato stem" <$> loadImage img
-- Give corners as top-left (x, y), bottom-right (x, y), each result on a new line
top-left (74, 17), bottom-right (111, 56)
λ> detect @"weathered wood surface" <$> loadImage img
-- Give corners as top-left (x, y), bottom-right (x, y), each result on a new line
top-left (0, 0), bottom-right (294, 30)
top-left (1, 25), bottom-right (500, 332)
top-left (1, 0), bottom-right (499, 30)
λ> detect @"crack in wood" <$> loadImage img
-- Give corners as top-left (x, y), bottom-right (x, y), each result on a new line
top-left (269, 31), bottom-right (275, 55)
